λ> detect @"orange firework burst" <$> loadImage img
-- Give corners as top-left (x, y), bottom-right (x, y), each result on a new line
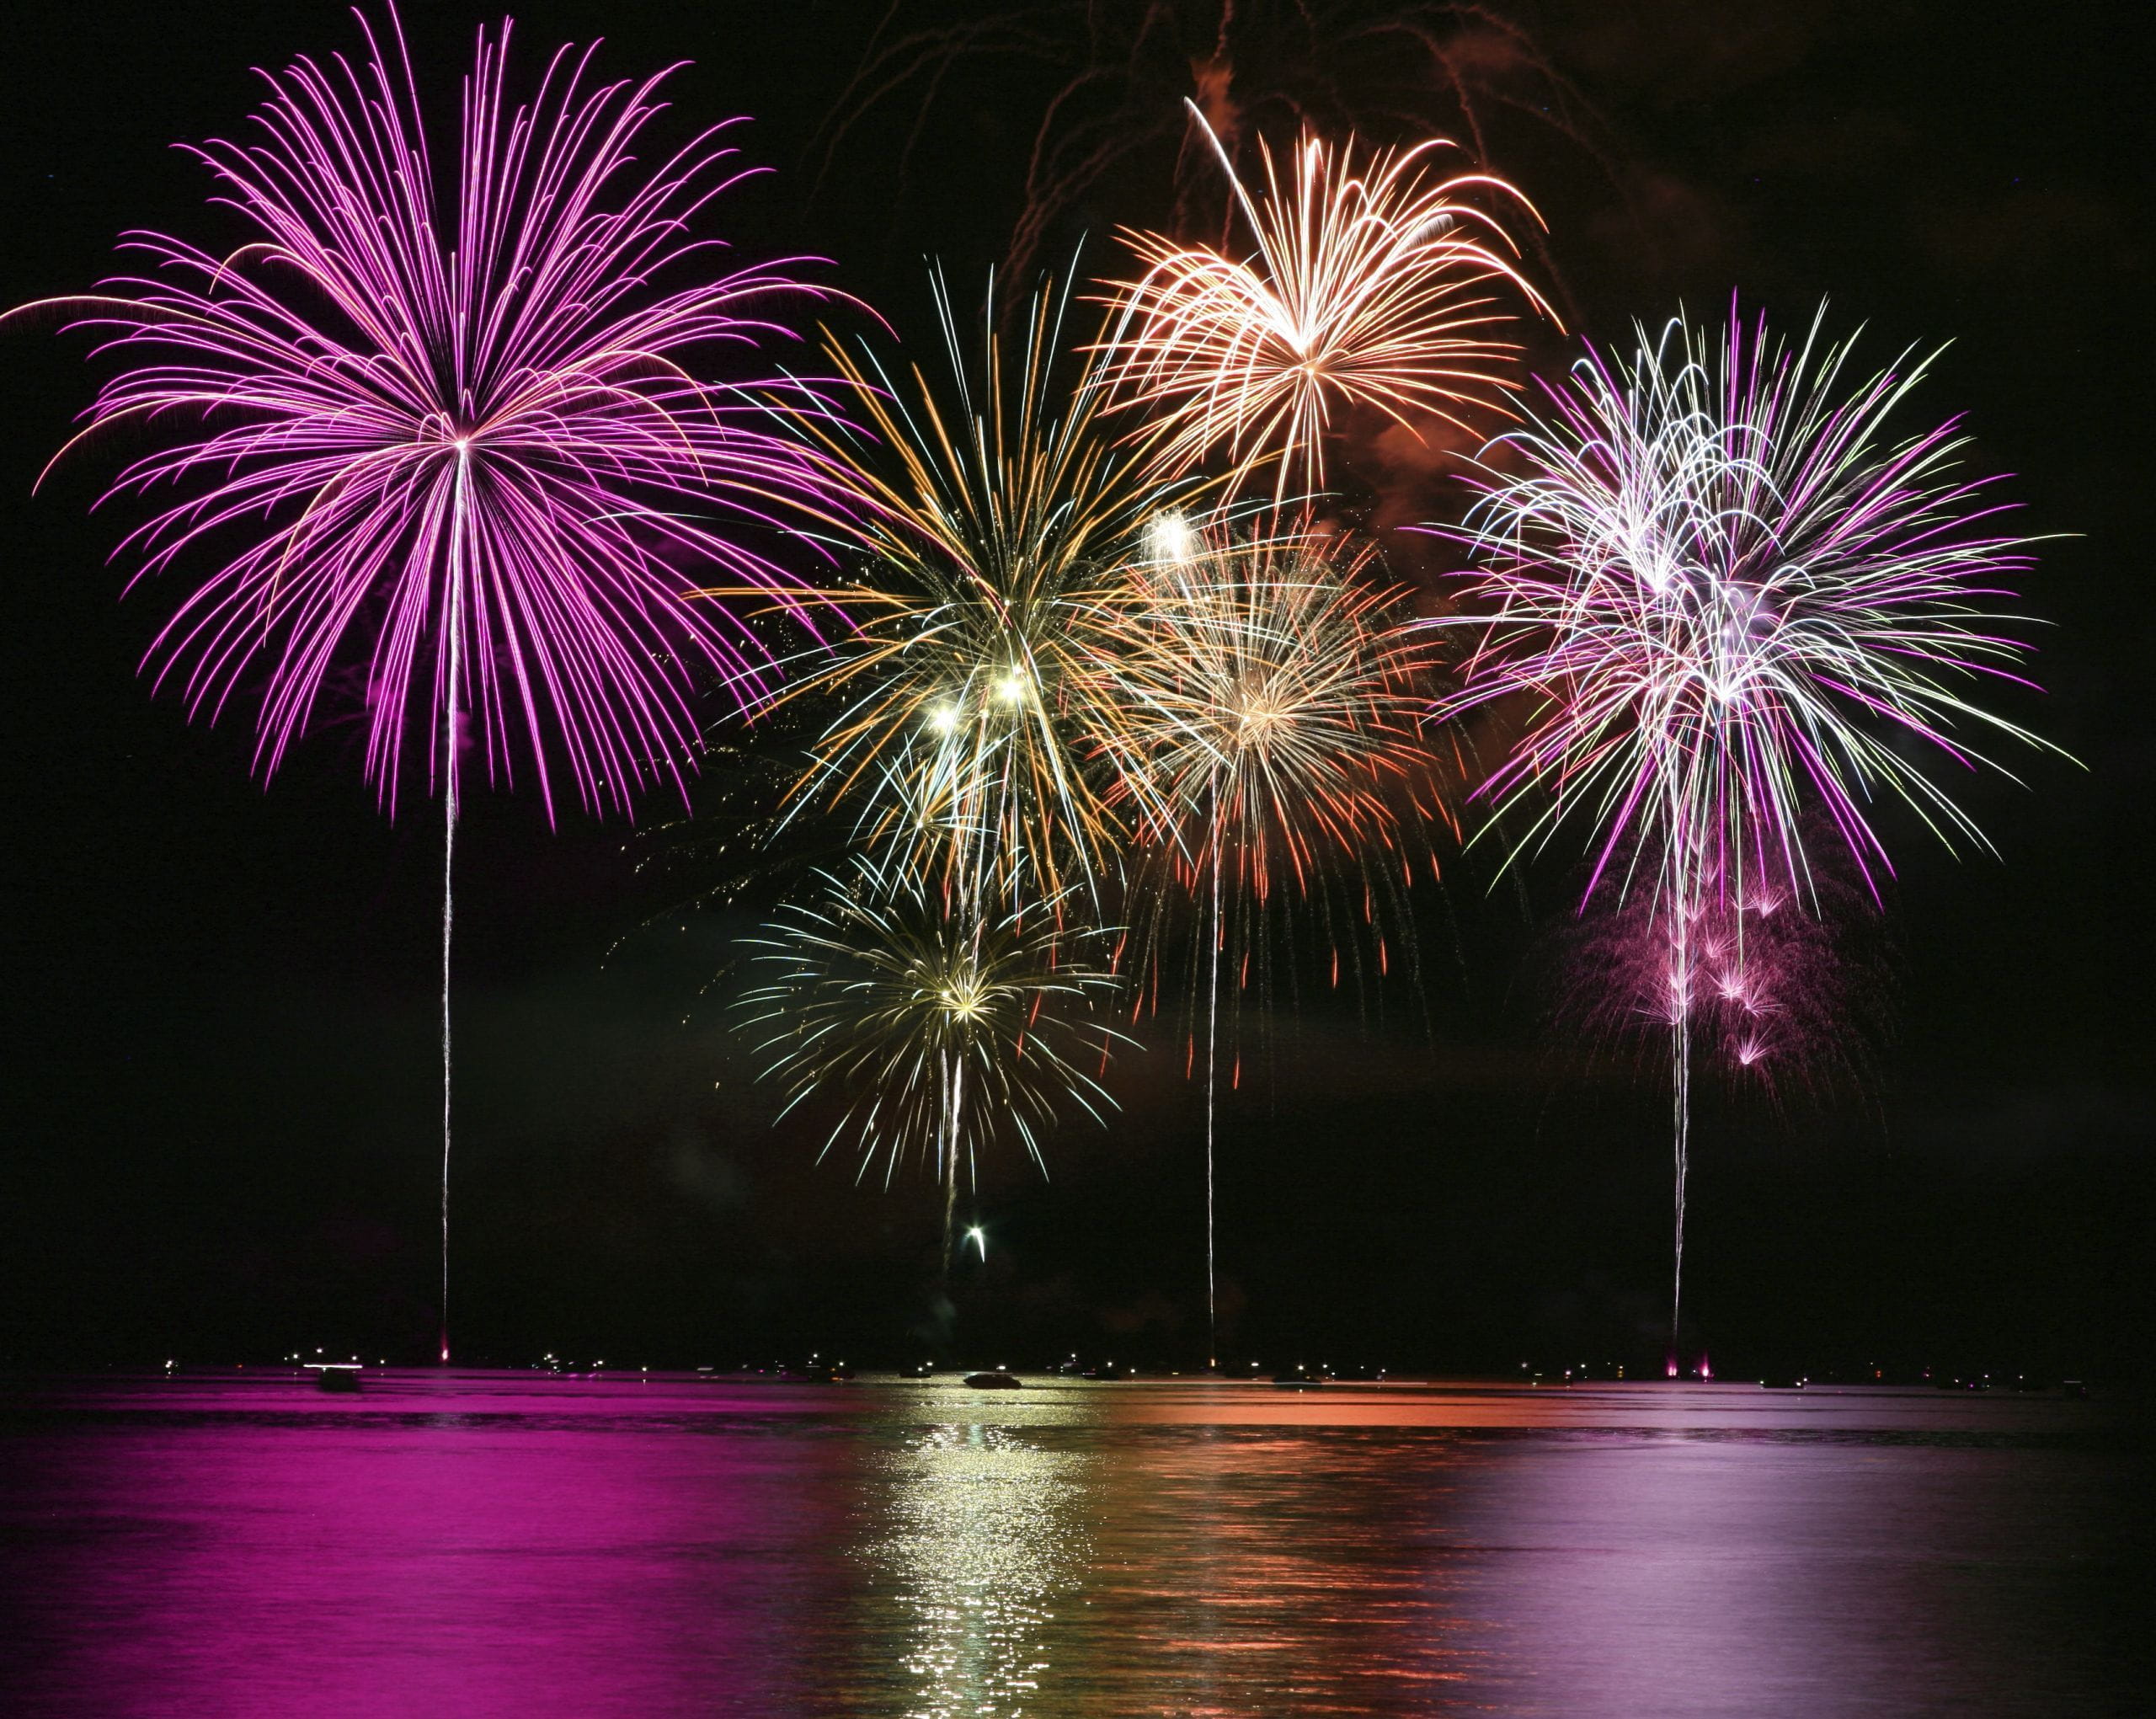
top-left (1093, 107), bottom-right (1555, 501)
top-left (1090, 520), bottom-right (1442, 907)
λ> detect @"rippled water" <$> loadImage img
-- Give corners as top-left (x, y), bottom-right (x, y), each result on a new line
top-left (0, 1373), bottom-right (2140, 1715)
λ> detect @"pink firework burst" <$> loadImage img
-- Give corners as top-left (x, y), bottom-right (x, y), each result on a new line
top-left (14, 7), bottom-right (856, 1361)
top-left (26, 7), bottom-right (847, 814)
top-left (1431, 304), bottom-right (2058, 1344)
top-left (1556, 833), bottom-right (1889, 1110)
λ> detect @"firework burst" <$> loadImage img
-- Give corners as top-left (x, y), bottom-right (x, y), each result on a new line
top-left (1094, 521), bottom-right (1442, 913)
top-left (756, 272), bottom-right (1218, 905)
top-left (1093, 109), bottom-right (1552, 502)
top-left (17, 9), bottom-right (850, 1359)
top-left (739, 859), bottom-right (1124, 1261)
top-left (1433, 305), bottom-right (2056, 1342)
top-left (1556, 833), bottom-right (1888, 1110)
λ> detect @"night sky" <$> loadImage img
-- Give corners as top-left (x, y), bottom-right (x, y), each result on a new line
top-left (1, 0), bottom-right (2147, 1376)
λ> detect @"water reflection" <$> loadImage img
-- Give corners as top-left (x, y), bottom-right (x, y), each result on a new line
top-left (869, 1421), bottom-right (1090, 1716)
top-left (835, 1382), bottom-right (2138, 1715)
top-left (0, 1375), bottom-right (2135, 1716)
top-left (1073, 1424), bottom-right (1482, 1713)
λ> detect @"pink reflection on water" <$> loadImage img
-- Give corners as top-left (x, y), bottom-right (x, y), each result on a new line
top-left (4, 1372), bottom-right (860, 1716)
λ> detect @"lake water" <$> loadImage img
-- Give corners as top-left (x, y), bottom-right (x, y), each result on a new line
top-left (0, 1372), bottom-right (2141, 1716)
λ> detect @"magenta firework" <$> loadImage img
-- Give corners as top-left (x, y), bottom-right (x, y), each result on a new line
top-left (32, 13), bottom-right (844, 810)
top-left (1556, 835), bottom-right (1886, 1107)
top-left (19, 8), bottom-right (851, 1359)
top-left (1433, 306), bottom-right (2054, 1341)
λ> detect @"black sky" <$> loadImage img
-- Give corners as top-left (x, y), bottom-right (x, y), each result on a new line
top-left (1, 0), bottom-right (2148, 1375)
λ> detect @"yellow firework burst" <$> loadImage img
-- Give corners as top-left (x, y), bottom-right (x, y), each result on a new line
top-left (754, 272), bottom-right (1223, 904)
top-left (738, 859), bottom-right (1125, 1220)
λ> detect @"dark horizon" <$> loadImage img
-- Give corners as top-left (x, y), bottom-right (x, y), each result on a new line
top-left (1, 0), bottom-right (2147, 1380)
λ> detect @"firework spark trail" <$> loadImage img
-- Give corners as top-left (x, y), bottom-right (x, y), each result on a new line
top-left (1205, 820), bottom-right (1222, 1360)
top-left (1562, 837), bottom-right (1888, 1342)
top-left (1086, 519), bottom-right (1444, 1360)
top-left (738, 857), bottom-right (1127, 1264)
top-left (1093, 109), bottom-right (1553, 504)
top-left (440, 459), bottom-right (466, 1361)
top-left (17, 8), bottom-right (851, 1359)
top-left (1431, 305), bottom-right (2057, 1346)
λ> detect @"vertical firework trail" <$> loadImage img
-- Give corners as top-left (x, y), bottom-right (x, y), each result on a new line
top-left (440, 456), bottom-right (466, 1364)
top-left (1091, 522), bottom-right (1440, 1362)
top-left (1204, 788), bottom-right (1224, 1364)
top-left (1668, 857), bottom-right (1691, 1343)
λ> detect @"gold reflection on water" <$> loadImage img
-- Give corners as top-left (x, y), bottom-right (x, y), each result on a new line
top-left (873, 1422), bottom-right (1089, 1717)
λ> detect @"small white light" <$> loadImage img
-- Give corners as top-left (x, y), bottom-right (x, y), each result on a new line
top-left (1147, 511), bottom-right (1196, 564)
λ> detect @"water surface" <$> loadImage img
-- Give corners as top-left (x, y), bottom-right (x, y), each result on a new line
top-left (0, 1372), bottom-right (2138, 1715)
